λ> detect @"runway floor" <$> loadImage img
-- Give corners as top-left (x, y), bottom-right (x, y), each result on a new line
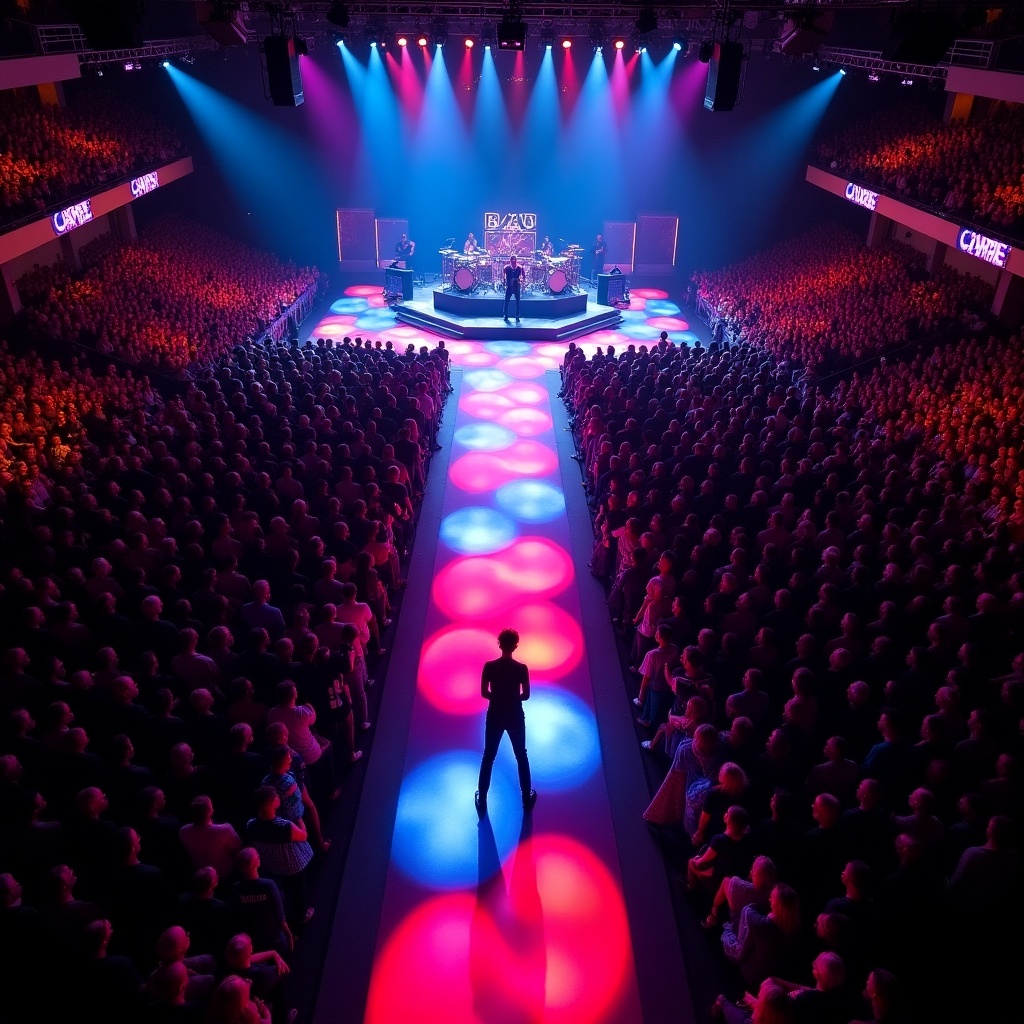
top-left (302, 289), bottom-right (705, 1023)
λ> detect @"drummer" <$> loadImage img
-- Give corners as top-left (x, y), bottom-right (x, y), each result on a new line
top-left (464, 232), bottom-right (479, 255)
top-left (540, 235), bottom-right (554, 258)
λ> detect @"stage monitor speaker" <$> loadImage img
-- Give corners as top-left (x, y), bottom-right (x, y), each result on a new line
top-left (597, 273), bottom-right (627, 307)
top-left (71, 1), bottom-right (143, 49)
top-left (704, 41), bottom-right (743, 112)
top-left (265, 36), bottom-right (304, 107)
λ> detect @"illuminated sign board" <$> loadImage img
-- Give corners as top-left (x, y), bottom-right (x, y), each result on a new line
top-left (957, 228), bottom-right (1011, 270)
top-left (130, 171), bottom-right (160, 197)
top-left (51, 199), bottom-right (94, 236)
top-left (484, 211), bottom-right (538, 231)
top-left (844, 182), bottom-right (879, 212)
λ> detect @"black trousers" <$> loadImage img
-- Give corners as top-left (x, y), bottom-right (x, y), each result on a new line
top-left (478, 705), bottom-right (531, 799)
top-left (503, 285), bottom-right (521, 319)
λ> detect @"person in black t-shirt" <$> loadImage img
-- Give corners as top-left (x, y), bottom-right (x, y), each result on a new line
top-left (502, 256), bottom-right (524, 323)
top-left (476, 628), bottom-right (536, 813)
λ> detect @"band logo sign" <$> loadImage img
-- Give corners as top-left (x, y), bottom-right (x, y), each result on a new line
top-left (844, 182), bottom-right (879, 212)
top-left (51, 199), bottom-right (94, 236)
top-left (484, 212), bottom-right (538, 231)
top-left (130, 171), bottom-right (160, 197)
top-left (957, 228), bottom-right (1011, 270)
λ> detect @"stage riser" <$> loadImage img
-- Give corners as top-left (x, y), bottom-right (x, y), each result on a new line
top-left (432, 289), bottom-right (589, 318)
top-left (394, 306), bottom-right (622, 341)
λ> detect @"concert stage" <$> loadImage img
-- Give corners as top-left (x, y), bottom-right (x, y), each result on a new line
top-left (391, 283), bottom-right (623, 341)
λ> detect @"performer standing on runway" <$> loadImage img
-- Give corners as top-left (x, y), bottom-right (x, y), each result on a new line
top-left (502, 255), bottom-right (524, 324)
top-left (395, 233), bottom-right (416, 276)
top-left (476, 628), bottom-right (536, 814)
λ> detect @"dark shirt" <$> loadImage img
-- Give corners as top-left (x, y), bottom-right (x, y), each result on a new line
top-left (503, 264), bottom-right (524, 290)
top-left (481, 656), bottom-right (529, 710)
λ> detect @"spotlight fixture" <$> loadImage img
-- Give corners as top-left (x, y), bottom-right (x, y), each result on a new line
top-left (868, 72), bottom-right (880, 82)
top-left (613, 38), bottom-right (625, 51)
top-left (497, 12), bottom-right (527, 51)
top-left (465, 37), bottom-right (474, 48)
top-left (562, 38), bottom-right (572, 50)
top-left (161, 60), bottom-right (170, 68)
top-left (812, 58), bottom-right (821, 71)
top-left (480, 22), bottom-right (496, 49)
top-left (698, 40), bottom-right (713, 63)
top-left (417, 34), bottom-right (428, 48)
top-left (397, 35), bottom-right (408, 47)
top-left (672, 37), bottom-right (687, 53)
top-left (589, 18), bottom-right (606, 52)
top-left (326, 2), bottom-right (349, 29)
top-left (540, 24), bottom-right (555, 49)
top-left (839, 67), bottom-right (847, 76)
top-left (294, 37), bottom-right (308, 56)
top-left (636, 6), bottom-right (658, 35)
top-left (433, 17), bottom-right (448, 47)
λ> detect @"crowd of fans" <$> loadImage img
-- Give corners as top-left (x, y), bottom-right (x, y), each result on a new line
top-left (692, 226), bottom-right (994, 373)
top-left (0, 91), bottom-right (184, 226)
top-left (16, 219), bottom-right (321, 373)
top-left (0, 320), bottom-right (450, 1021)
top-left (563, 313), bottom-right (1021, 1021)
top-left (816, 100), bottom-right (1024, 240)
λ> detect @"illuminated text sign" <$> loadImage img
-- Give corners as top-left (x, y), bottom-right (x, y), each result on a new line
top-left (484, 211), bottom-right (538, 231)
top-left (844, 182), bottom-right (879, 212)
top-left (957, 228), bottom-right (1011, 269)
top-left (51, 199), bottom-right (94, 235)
top-left (130, 171), bottom-right (160, 197)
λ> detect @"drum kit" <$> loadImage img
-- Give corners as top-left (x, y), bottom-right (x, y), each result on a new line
top-left (439, 245), bottom-right (584, 296)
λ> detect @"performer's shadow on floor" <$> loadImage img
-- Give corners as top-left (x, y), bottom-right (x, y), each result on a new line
top-left (471, 814), bottom-right (546, 1024)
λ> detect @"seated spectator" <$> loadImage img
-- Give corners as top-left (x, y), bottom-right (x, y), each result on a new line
top-left (721, 882), bottom-right (802, 989)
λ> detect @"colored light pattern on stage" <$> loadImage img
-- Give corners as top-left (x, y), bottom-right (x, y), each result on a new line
top-left (357, 326), bottom-right (645, 1022)
top-left (308, 284), bottom-right (703, 351)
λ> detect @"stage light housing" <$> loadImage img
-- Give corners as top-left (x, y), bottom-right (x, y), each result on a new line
top-left (433, 17), bottom-right (448, 46)
top-left (812, 58), bottom-right (821, 71)
top-left (417, 34), bottom-right (428, 47)
top-left (589, 19), bottom-right (606, 51)
top-left (497, 16), bottom-right (527, 50)
top-left (839, 66), bottom-right (847, 76)
top-left (613, 38), bottom-right (625, 51)
top-left (464, 37), bottom-right (474, 48)
top-left (673, 36), bottom-right (687, 53)
top-left (397, 35), bottom-right (408, 47)
top-left (698, 39), bottom-right (713, 63)
top-left (562, 38), bottom-right (572, 49)
top-left (294, 37), bottom-right (308, 55)
top-left (540, 24), bottom-right (555, 49)
top-left (161, 60), bottom-right (170, 68)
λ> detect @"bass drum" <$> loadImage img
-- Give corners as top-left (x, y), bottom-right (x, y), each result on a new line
top-left (548, 267), bottom-right (568, 294)
top-left (453, 266), bottom-right (476, 292)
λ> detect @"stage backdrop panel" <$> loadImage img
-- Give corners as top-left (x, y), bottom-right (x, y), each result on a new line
top-left (602, 221), bottom-right (636, 273)
top-left (336, 209), bottom-right (377, 270)
top-left (375, 218), bottom-right (410, 269)
top-left (635, 215), bottom-right (679, 273)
